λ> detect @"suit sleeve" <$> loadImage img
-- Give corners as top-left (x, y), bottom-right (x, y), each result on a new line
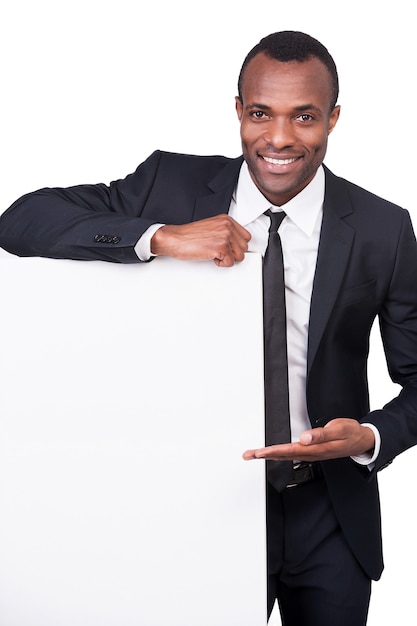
top-left (364, 210), bottom-right (417, 472)
top-left (0, 151), bottom-right (164, 263)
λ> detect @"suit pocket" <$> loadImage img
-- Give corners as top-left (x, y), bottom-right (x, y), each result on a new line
top-left (334, 279), bottom-right (376, 308)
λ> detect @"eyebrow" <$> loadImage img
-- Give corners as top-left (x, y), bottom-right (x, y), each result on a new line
top-left (245, 103), bottom-right (272, 111)
top-left (294, 103), bottom-right (323, 113)
top-left (245, 102), bottom-right (323, 114)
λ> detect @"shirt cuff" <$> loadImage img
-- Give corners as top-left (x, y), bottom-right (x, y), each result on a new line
top-left (134, 224), bottom-right (165, 261)
top-left (350, 423), bottom-right (381, 470)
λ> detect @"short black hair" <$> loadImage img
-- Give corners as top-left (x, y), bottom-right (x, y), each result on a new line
top-left (238, 31), bottom-right (339, 110)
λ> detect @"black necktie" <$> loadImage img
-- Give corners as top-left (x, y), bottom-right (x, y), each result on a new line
top-left (263, 210), bottom-right (292, 492)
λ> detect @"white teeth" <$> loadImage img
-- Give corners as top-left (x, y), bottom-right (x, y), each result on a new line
top-left (263, 156), bottom-right (297, 165)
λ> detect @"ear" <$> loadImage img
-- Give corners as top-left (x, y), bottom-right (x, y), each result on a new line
top-left (328, 104), bottom-right (341, 134)
top-left (235, 96), bottom-right (243, 121)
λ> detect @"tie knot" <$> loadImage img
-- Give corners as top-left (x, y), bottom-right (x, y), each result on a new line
top-left (265, 209), bottom-right (286, 233)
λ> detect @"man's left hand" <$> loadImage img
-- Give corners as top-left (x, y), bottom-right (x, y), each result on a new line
top-left (242, 418), bottom-right (375, 462)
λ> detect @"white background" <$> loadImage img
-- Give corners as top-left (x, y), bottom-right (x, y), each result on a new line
top-left (0, 1), bottom-right (415, 624)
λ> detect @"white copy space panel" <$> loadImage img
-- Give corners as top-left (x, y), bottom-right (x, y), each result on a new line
top-left (0, 253), bottom-right (266, 626)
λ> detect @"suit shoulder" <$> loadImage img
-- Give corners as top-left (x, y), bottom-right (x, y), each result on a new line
top-left (131, 150), bottom-right (241, 191)
top-left (108, 150), bottom-right (239, 204)
top-left (156, 150), bottom-right (237, 173)
top-left (326, 168), bottom-right (405, 215)
top-left (157, 150), bottom-right (233, 163)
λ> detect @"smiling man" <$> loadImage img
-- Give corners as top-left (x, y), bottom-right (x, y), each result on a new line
top-left (1, 31), bottom-right (417, 626)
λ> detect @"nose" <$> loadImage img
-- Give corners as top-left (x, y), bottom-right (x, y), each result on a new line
top-left (263, 118), bottom-right (295, 149)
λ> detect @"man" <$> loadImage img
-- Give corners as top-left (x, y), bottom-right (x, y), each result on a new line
top-left (1, 31), bottom-right (416, 625)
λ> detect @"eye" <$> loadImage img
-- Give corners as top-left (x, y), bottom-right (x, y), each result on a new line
top-left (297, 113), bottom-right (314, 122)
top-left (251, 110), bottom-right (268, 120)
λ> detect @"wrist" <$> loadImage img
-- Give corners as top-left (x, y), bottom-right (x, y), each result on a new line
top-left (150, 224), bottom-right (168, 256)
top-left (351, 423), bottom-right (381, 466)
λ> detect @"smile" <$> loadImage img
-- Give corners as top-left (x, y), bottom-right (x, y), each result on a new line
top-left (262, 156), bottom-right (299, 166)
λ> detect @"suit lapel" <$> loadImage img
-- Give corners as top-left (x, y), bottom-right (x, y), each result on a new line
top-left (192, 157), bottom-right (244, 220)
top-left (307, 168), bottom-right (355, 375)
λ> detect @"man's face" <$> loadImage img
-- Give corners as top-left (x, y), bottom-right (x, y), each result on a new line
top-left (236, 53), bottom-right (340, 206)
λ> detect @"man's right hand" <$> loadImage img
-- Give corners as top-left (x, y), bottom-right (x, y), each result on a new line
top-left (150, 215), bottom-right (251, 267)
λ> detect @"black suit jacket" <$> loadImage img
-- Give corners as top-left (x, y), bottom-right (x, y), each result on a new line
top-left (1, 150), bottom-right (417, 580)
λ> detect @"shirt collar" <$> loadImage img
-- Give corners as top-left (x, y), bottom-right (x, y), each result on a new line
top-left (234, 162), bottom-right (325, 237)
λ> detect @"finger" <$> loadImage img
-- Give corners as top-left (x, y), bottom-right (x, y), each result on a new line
top-left (242, 449), bottom-right (258, 460)
top-left (210, 216), bottom-right (251, 257)
top-left (229, 236), bottom-right (249, 262)
top-left (221, 215), bottom-right (251, 240)
top-left (299, 430), bottom-right (316, 445)
top-left (299, 427), bottom-right (337, 446)
top-left (220, 221), bottom-right (251, 262)
top-left (250, 443), bottom-right (296, 459)
top-left (214, 237), bottom-right (249, 266)
top-left (232, 219), bottom-right (252, 243)
top-left (213, 242), bottom-right (237, 267)
top-left (243, 446), bottom-right (276, 460)
top-left (192, 217), bottom-right (248, 265)
top-left (300, 420), bottom-right (349, 445)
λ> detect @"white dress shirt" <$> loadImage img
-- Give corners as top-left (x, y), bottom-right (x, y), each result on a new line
top-left (230, 162), bottom-right (323, 443)
top-left (136, 161), bottom-right (379, 464)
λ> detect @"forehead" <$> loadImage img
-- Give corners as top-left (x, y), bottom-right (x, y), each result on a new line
top-left (240, 53), bottom-right (333, 110)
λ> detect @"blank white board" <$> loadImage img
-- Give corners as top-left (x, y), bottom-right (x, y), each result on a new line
top-left (0, 252), bottom-right (266, 626)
